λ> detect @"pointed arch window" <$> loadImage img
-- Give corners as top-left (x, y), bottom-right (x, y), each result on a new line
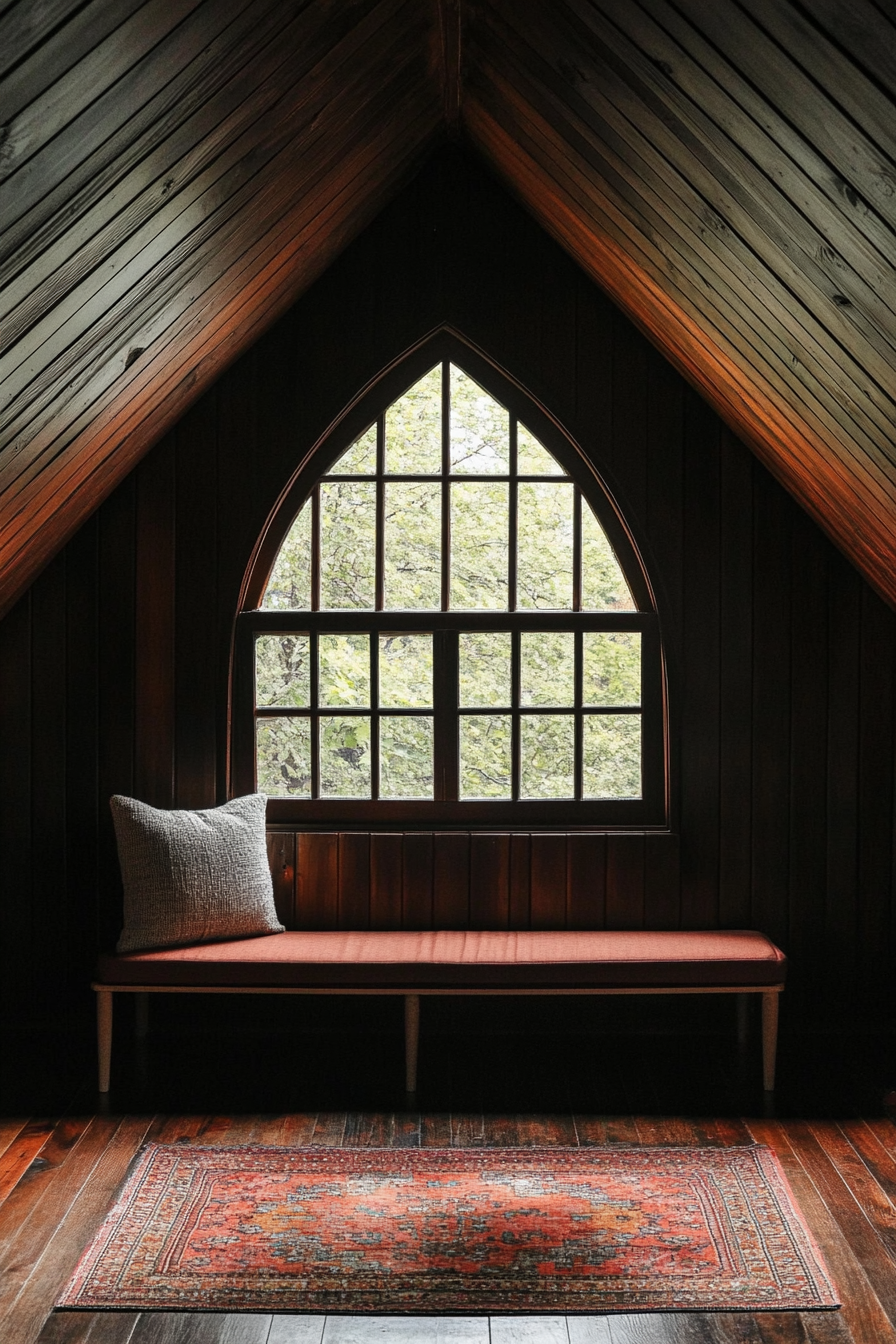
top-left (234, 338), bottom-right (666, 826)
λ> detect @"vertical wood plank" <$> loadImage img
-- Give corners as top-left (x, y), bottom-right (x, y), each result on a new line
top-left (216, 353), bottom-right (261, 803)
top-left (751, 471), bottom-right (792, 949)
top-left (30, 554), bottom-right (69, 1018)
top-left (414, 143), bottom-right (451, 328)
top-left (266, 830), bottom-right (296, 929)
top-left (458, 149), bottom-right (532, 384)
top-left (370, 832), bottom-right (403, 930)
top-left (680, 393), bottom-right (721, 929)
top-left (433, 832), bottom-right (470, 928)
top-left (567, 833), bottom-right (606, 929)
top-left (610, 307), bottom-right (649, 525)
top-left (788, 510), bottom-right (830, 1003)
top-left (509, 832), bottom-right (531, 929)
top-left (174, 398), bottom-right (218, 809)
top-left (718, 427), bottom-right (753, 927)
top-left (530, 833), bottom-right (567, 929)
top-left (470, 833), bottom-right (510, 929)
top-left (606, 834), bottom-right (645, 929)
top-left (0, 591), bottom-right (32, 1023)
top-left (574, 282), bottom-right (614, 475)
top-left (644, 831), bottom-right (680, 931)
top-left (537, 241), bottom-right (577, 429)
top-left (402, 832), bottom-right (434, 929)
top-left (826, 557), bottom-right (861, 1009)
top-left (857, 586), bottom-right (896, 1017)
top-left (134, 432), bottom-right (176, 807)
top-left (295, 832), bottom-right (338, 930)
top-left (338, 832), bottom-right (371, 930)
top-left (64, 516), bottom-right (99, 1006)
top-left (96, 476), bottom-right (136, 951)
top-left (645, 352), bottom-right (685, 659)
top-left (373, 148), bottom-right (426, 361)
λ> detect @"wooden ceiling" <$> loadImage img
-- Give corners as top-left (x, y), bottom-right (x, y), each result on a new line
top-left (1, 0), bottom-right (895, 616)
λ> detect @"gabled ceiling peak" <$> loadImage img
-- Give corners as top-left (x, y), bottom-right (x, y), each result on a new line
top-left (1, 0), bottom-right (895, 615)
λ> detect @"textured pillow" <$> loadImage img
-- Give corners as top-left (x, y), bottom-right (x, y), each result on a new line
top-left (110, 793), bottom-right (284, 954)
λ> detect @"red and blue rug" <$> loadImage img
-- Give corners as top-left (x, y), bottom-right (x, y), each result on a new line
top-left (58, 1144), bottom-right (838, 1314)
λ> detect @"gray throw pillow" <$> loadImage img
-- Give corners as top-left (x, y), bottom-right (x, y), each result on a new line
top-left (110, 793), bottom-right (285, 953)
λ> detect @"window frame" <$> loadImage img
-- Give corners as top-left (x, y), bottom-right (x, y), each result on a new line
top-left (232, 331), bottom-right (668, 829)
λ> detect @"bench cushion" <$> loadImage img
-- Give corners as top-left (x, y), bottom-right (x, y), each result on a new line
top-left (97, 929), bottom-right (786, 991)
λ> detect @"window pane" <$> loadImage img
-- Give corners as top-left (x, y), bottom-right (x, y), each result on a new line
top-left (581, 502), bottom-right (635, 611)
top-left (517, 424), bottom-right (565, 476)
top-left (583, 632), bottom-right (641, 706)
top-left (583, 714), bottom-right (641, 798)
top-left (320, 481), bottom-right (376, 609)
top-left (517, 483), bottom-right (574, 609)
top-left (262, 502), bottom-right (311, 609)
top-left (450, 365), bottom-right (509, 474)
top-left (330, 424), bottom-right (376, 475)
top-left (520, 631), bottom-right (574, 707)
top-left (255, 634), bottom-right (310, 707)
top-left (319, 634), bottom-right (369, 707)
top-left (383, 482), bottom-right (441, 609)
top-left (380, 716), bottom-right (433, 799)
top-left (379, 634), bottom-right (432, 708)
top-left (520, 714), bottom-right (574, 798)
top-left (385, 365), bottom-right (441, 474)
top-left (450, 481), bottom-right (508, 609)
top-left (256, 717), bottom-right (311, 798)
top-left (459, 631), bottom-right (511, 707)
top-left (460, 714), bottom-right (512, 799)
top-left (320, 716), bottom-right (371, 797)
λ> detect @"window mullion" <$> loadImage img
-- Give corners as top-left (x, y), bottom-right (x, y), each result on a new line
top-left (370, 634), bottom-right (380, 800)
top-left (375, 414), bottom-right (385, 612)
top-left (439, 362), bottom-right (453, 799)
top-left (574, 628), bottom-right (583, 801)
top-left (573, 489), bottom-right (582, 613)
top-left (511, 627), bottom-right (521, 801)
top-left (311, 486), bottom-right (321, 610)
top-left (310, 630), bottom-right (320, 798)
top-left (434, 629), bottom-right (458, 801)
top-left (441, 360), bottom-right (450, 613)
top-left (509, 418), bottom-right (518, 612)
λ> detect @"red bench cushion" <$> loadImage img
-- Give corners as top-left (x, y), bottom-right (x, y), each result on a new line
top-left (97, 929), bottom-right (786, 990)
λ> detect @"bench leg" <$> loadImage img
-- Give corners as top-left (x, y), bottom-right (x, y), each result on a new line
top-left (404, 994), bottom-right (420, 1093)
top-left (762, 991), bottom-right (779, 1092)
top-left (97, 990), bottom-right (113, 1093)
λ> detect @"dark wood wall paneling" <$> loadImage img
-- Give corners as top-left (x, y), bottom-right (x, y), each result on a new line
top-left (1, 150), bottom-right (894, 1032)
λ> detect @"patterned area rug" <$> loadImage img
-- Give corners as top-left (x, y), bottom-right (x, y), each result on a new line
top-left (58, 1144), bottom-right (839, 1314)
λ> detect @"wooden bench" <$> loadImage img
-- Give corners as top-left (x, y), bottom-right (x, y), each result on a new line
top-left (93, 928), bottom-right (786, 1094)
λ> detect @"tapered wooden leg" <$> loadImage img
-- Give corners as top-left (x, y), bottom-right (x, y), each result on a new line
top-left (135, 992), bottom-right (149, 1039)
top-left (762, 991), bottom-right (779, 1092)
top-left (404, 993), bottom-right (420, 1093)
top-left (97, 990), bottom-right (113, 1093)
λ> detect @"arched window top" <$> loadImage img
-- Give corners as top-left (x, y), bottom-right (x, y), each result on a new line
top-left (235, 334), bottom-right (666, 827)
top-left (261, 362), bottom-right (636, 617)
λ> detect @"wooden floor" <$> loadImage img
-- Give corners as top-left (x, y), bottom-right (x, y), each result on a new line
top-left (1, 994), bottom-right (895, 1344)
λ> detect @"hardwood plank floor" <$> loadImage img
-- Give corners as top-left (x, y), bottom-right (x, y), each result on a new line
top-left (0, 998), bottom-right (892, 1344)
